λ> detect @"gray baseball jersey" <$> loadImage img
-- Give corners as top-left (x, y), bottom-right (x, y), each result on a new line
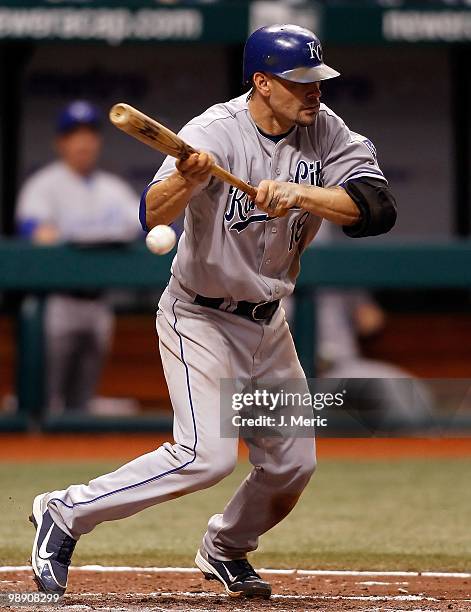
top-left (17, 160), bottom-right (140, 242)
top-left (149, 93), bottom-right (385, 302)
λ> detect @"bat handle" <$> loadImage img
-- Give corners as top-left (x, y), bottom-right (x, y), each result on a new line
top-left (211, 164), bottom-right (257, 199)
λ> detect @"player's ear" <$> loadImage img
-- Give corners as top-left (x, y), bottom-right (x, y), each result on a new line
top-left (252, 72), bottom-right (271, 97)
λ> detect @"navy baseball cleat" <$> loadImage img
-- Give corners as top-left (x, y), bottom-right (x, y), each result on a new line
top-left (195, 548), bottom-right (271, 599)
top-left (29, 493), bottom-right (76, 596)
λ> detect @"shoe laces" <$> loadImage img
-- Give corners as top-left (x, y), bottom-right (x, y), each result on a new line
top-left (230, 559), bottom-right (260, 582)
top-left (56, 534), bottom-right (77, 566)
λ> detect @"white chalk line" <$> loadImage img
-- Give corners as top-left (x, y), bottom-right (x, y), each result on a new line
top-left (363, 609), bottom-right (437, 612)
top-left (358, 581), bottom-right (410, 586)
top-left (1, 565), bottom-right (470, 579)
top-left (70, 591), bottom-right (444, 602)
top-left (0, 606), bottom-right (443, 612)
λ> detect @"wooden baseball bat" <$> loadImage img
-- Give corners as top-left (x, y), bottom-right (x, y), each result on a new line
top-left (109, 103), bottom-right (257, 199)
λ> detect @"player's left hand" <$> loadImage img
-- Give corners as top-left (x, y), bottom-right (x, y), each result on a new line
top-left (255, 181), bottom-right (301, 217)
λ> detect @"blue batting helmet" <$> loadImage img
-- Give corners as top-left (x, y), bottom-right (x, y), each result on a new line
top-left (243, 24), bottom-right (340, 86)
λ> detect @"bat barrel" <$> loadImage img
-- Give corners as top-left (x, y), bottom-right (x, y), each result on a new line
top-left (109, 103), bottom-right (131, 127)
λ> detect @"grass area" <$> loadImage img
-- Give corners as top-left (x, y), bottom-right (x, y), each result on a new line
top-left (1, 458), bottom-right (470, 571)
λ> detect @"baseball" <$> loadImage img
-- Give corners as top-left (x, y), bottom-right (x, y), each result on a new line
top-left (145, 224), bottom-right (177, 255)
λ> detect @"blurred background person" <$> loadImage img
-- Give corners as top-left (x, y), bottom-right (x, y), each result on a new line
top-left (314, 219), bottom-right (387, 371)
top-left (316, 288), bottom-right (385, 369)
top-left (315, 283), bottom-right (433, 431)
top-left (16, 100), bottom-right (141, 414)
top-left (285, 221), bottom-right (433, 430)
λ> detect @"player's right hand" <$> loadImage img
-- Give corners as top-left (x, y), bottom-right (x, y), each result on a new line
top-left (176, 151), bottom-right (214, 187)
top-left (255, 180), bottom-right (301, 218)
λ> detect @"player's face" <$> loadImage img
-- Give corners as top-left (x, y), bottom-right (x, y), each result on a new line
top-left (268, 76), bottom-right (322, 128)
top-left (56, 126), bottom-right (102, 176)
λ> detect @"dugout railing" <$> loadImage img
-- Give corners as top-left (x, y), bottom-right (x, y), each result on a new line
top-left (1, 238), bottom-right (471, 432)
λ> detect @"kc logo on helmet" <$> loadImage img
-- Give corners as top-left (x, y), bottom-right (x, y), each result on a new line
top-left (307, 41), bottom-right (323, 62)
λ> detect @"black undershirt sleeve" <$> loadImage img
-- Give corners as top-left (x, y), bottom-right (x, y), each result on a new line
top-left (342, 177), bottom-right (397, 238)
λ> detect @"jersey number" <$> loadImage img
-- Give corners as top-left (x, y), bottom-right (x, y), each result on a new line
top-left (289, 212), bottom-right (310, 251)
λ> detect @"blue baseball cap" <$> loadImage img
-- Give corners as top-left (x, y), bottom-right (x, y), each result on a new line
top-left (56, 100), bottom-right (101, 134)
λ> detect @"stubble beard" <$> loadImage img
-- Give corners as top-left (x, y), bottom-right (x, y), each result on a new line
top-left (295, 111), bottom-right (317, 128)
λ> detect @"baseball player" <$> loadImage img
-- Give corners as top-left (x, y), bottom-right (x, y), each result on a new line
top-left (29, 26), bottom-right (396, 599)
top-left (17, 101), bottom-right (140, 414)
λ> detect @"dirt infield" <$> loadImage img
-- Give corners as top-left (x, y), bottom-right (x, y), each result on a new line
top-left (1, 568), bottom-right (470, 611)
top-left (1, 434), bottom-right (471, 462)
top-left (2, 436), bottom-right (470, 610)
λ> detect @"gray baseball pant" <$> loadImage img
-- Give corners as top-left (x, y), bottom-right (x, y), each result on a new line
top-left (46, 287), bottom-right (316, 560)
top-left (45, 295), bottom-right (113, 413)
